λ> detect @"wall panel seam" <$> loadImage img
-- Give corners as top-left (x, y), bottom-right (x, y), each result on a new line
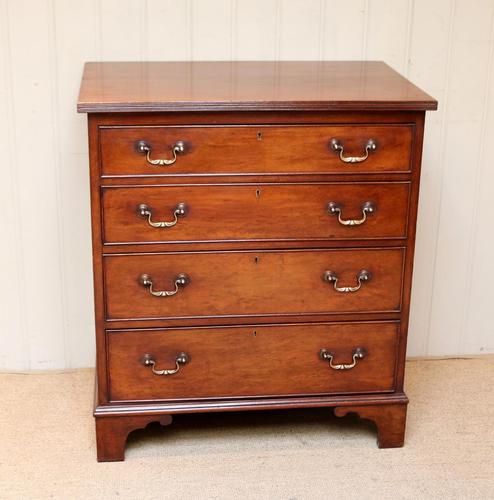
top-left (141, 0), bottom-right (148, 60)
top-left (190, 0), bottom-right (195, 60)
top-left (0, 0), bottom-right (30, 369)
top-left (461, 5), bottom-right (494, 352)
top-left (361, 0), bottom-right (369, 59)
top-left (425, 0), bottom-right (456, 355)
top-left (48, 0), bottom-right (70, 368)
top-left (96, 0), bottom-right (103, 60)
top-left (275, 0), bottom-right (281, 60)
top-left (231, 0), bottom-right (237, 60)
top-left (404, 0), bottom-right (414, 77)
top-left (318, 0), bottom-right (326, 60)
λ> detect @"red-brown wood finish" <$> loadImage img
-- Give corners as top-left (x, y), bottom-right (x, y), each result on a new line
top-left (334, 403), bottom-right (407, 448)
top-left (96, 414), bottom-right (173, 462)
top-left (78, 61), bottom-right (436, 461)
top-left (108, 322), bottom-right (399, 401)
top-left (102, 182), bottom-right (410, 244)
top-left (104, 248), bottom-right (405, 320)
top-left (99, 124), bottom-right (413, 177)
top-left (78, 61), bottom-right (437, 113)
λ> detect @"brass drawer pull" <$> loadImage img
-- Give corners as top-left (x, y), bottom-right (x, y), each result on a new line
top-left (327, 201), bottom-right (375, 226)
top-left (323, 269), bottom-right (371, 293)
top-left (137, 202), bottom-right (188, 228)
top-left (141, 352), bottom-right (189, 375)
top-left (139, 273), bottom-right (190, 297)
top-left (135, 140), bottom-right (186, 166)
top-left (330, 138), bottom-right (377, 163)
top-left (319, 347), bottom-right (366, 370)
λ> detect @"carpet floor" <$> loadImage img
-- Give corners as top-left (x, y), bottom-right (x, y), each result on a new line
top-left (1, 357), bottom-right (493, 499)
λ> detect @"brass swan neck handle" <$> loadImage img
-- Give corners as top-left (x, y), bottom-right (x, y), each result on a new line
top-left (137, 202), bottom-right (188, 228)
top-left (323, 269), bottom-right (371, 293)
top-left (330, 138), bottom-right (377, 163)
top-left (140, 352), bottom-right (189, 376)
top-left (136, 140), bottom-right (186, 166)
top-left (319, 348), bottom-right (367, 370)
top-left (139, 273), bottom-right (190, 297)
top-left (327, 201), bottom-right (375, 226)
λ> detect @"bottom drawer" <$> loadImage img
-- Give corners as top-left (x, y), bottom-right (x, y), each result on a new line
top-left (107, 322), bottom-right (399, 402)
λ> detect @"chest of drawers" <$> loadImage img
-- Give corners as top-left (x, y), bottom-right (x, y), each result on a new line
top-left (78, 61), bottom-right (436, 461)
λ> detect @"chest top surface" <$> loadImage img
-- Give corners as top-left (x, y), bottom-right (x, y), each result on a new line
top-left (77, 61), bottom-right (437, 114)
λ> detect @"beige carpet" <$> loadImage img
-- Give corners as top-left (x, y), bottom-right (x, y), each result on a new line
top-left (1, 357), bottom-right (493, 499)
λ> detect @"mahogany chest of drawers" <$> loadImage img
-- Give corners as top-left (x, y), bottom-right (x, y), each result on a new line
top-left (77, 61), bottom-right (437, 461)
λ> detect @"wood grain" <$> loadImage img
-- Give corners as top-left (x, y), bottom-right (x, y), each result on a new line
top-left (101, 182), bottom-right (410, 244)
top-left (94, 392), bottom-right (408, 460)
top-left (107, 322), bottom-right (399, 401)
top-left (95, 413), bottom-right (173, 462)
top-left (77, 61), bottom-right (437, 113)
top-left (99, 124), bottom-right (413, 177)
top-left (104, 248), bottom-right (405, 320)
top-left (334, 402), bottom-right (407, 448)
top-left (80, 59), bottom-right (434, 459)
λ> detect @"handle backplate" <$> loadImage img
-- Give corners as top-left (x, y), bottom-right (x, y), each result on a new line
top-left (139, 273), bottom-right (190, 297)
top-left (319, 347), bottom-right (367, 370)
top-left (141, 352), bottom-right (189, 375)
top-left (136, 140), bottom-right (186, 166)
top-left (327, 201), bottom-right (375, 226)
top-left (330, 138), bottom-right (377, 163)
top-left (323, 269), bottom-right (371, 293)
top-left (137, 202), bottom-right (188, 228)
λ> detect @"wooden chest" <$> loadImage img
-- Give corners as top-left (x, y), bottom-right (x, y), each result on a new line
top-left (77, 61), bottom-right (436, 461)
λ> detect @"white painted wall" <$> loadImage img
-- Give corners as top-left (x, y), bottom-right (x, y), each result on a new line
top-left (0, 0), bottom-right (493, 370)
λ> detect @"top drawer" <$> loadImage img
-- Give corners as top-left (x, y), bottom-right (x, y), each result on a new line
top-left (99, 125), bottom-right (413, 177)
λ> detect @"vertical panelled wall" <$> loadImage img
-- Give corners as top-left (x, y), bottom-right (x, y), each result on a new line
top-left (0, 0), bottom-right (493, 370)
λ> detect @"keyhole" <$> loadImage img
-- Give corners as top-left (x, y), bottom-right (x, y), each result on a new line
top-left (257, 131), bottom-right (262, 141)
top-left (255, 189), bottom-right (261, 198)
top-left (254, 256), bottom-right (259, 264)
top-left (253, 330), bottom-right (257, 337)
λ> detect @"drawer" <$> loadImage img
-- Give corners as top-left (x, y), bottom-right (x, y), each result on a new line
top-left (107, 321), bottom-right (399, 401)
top-left (102, 182), bottom-right (410, 244)
top-left (99, 125), bottom-right (413, 177)
top-left (104, 248), bottom-right (404, 320)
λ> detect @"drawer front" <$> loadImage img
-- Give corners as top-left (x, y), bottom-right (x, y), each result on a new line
top-left (107, 322), bottom-right (399, 401)
top-left (102, 182), bottom-right (410, 244)
top-left (104, 248), bottom-right (404, 320)
top-left (99, 125), bottom-right (413, 177)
